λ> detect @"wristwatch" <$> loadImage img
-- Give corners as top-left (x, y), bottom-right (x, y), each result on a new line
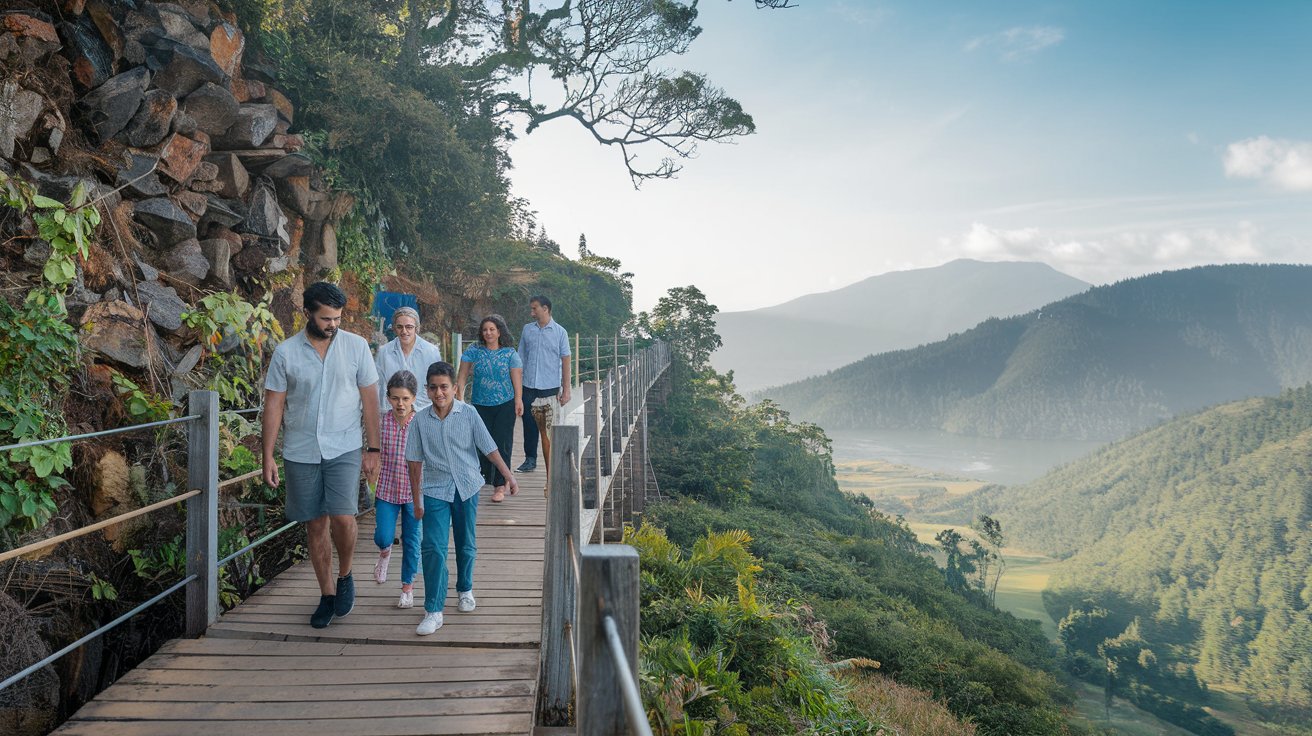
top-left (366, 447), bottom-right (381, 453)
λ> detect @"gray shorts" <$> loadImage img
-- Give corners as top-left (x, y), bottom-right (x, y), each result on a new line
top-left (284, 449), bottom-right (362, 522)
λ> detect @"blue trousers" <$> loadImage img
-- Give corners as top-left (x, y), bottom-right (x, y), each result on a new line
top-left (420, 492), bottom-right (479, 613)
top-left (373, 498), bottom-right (420, 585)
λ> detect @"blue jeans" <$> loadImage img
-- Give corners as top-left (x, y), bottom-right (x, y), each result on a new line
top-left (420, 492), bottom-right (479, 613)
top-left (373, 498), bottom-right (420, 585)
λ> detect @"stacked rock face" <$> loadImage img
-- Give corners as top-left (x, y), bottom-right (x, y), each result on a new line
top-left (1, 2), bottom-right (353, 386)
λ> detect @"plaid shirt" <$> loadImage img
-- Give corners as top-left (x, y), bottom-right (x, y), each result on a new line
top-left (376, 410), bottom-right (414, 505)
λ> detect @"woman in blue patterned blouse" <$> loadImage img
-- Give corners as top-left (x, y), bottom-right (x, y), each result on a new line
top-left (456, 314), bottom-right (523, 502)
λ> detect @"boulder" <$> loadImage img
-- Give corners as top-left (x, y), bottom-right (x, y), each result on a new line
top-left (198, 195), bottom-right (244, 230)
top-left (133, 197), bottom-right (195, 247)
top-left (157, 2), bottom-right (212, 30)
top-left (274, 175), bottom-right (312, 216)
top-left (156, 132), bottom-right (209, 184)
top-left (135, 279), bottom-right (190, 333)
top-left (0, 81), bottom-right (43, 159)
top-left (39, 112), bottom-right (64, 156)
top-left (204, 152), bottom-right (248, 198)
top-left (86, 1), bottom-right (125, 60)
top-left (262, 151), bottom-right (312, 179)
top-left (180, 82), bottom-right (238, 136)
top-left (114, 151), bottom-right (168, 198)
top-left (231, 78), bottom-right (264, 103)
top-left (192, 160), bottom-right (218, 181)
top-left (122, 89), bottom-right (176, 148)
top-left (59, 17), bottom-right (114, 92)
top-left (241, 184), bottom-right (287, 243)
top-left (264, 87), bottom-right (294, 125)
top-left (199, 237), bottom-right (233, 288)
top-left (80, 300), bottom-right (154, 369)
top-left (173, 343), bottom-right (203, 375)
top-left (148, 40), bottom-right (225, 97)
top-left (209, 22), bottom-right (243, 77)
top-left (79, 66), bottom-right (149, 143)
top-left (4, 13), bottom-right (59, 43)
top-left (162, 238), bottom-right (208, 285)
top-left (153, 4), bottom-right (210, 50)
top-left (213, 104), bottom-right (277, 149)
top-left (175, 190), bottom-right (208, 219)
top-left (19, 164), bottom-right (120, 212)
top-left (210, 225), bottom-right (243, 253)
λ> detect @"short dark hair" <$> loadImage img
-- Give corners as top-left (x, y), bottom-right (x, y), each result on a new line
top-left (304, 282), bottom-right (347, 313)
top-left (529, 295), bottom-right (552, 312)
top-left (480, 314), bottom-right (515, 348)
top-left (425, 361), bottom-right (456, 382)
top-left (386, 370), bottom-right (418, 396)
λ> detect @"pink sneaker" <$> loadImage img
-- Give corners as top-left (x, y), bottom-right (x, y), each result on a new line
top-left (374, 548), bottom-right (391, 584)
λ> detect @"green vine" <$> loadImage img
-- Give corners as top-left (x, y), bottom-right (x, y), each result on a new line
top-left (0, 171), bottom-right (91, 537)
top-left (181, 292), bottom-right (284, 408)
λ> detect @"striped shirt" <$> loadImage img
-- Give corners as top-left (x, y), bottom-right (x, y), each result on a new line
top-left (518, 319), bottom-right (571, 390)
top-left (404, 400), bottom-right (498, 502)
top-left (375, 410), bottom-right (414, 505)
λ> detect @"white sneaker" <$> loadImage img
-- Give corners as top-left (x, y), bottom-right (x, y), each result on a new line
top-left (397, 589), bottom-right (414, 608)
top-left (458, 590), bottom-right (476, 612)
top-left (416, 611), bottom-right (444, 635)
top-left (373, 548), bottom-right (391, 584)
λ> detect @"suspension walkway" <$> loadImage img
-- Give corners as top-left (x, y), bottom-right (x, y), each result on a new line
top-left (54, 440), bottom-right (546, 736)
top-left (8, 338), bottom-right (671, 736)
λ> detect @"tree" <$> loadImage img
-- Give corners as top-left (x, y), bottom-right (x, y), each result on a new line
top-left (973, 515), bottom-right (1006, 605)
top-left (423, 0), bottom-right (759, 185)
top-left (935, 529), bottom-right (974, 594)
top-left (636, 285), bottom-right (723, 370)
top-left (578, 234), bottom-right (633, 303)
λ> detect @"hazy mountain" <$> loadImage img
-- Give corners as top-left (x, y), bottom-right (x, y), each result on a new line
top-left (713, 259), bottom-right (1089, 392)
top-left (956, 385), bottom-right (1312, 714)
top-left (767, 264), bottom-right (1312, 440)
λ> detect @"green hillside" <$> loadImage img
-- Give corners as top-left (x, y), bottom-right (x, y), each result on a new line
top-left (967, 385), bottom-right (1312, 721)
top-left (768, 264), bottom-right (1312, 440)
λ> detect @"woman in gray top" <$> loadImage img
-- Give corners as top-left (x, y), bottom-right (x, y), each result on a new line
top-left (374, 307), bottom-right (443, 412)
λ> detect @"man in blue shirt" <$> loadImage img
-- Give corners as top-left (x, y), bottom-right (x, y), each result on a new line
top-left (406, 362), bottom-right (519, 635)
top-left (262, 282), bottom-right (381, 629)
top-left (515, 295), bottom-right (571, 473)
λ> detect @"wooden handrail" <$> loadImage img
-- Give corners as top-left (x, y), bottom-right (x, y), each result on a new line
top-left (0, 489), bottom-right (202, 564)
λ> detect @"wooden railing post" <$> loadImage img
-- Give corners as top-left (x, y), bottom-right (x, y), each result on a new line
top-left (584, 382), bottom-right (602, 508)
top-left (185, 390), bottom-right (219, 638)
top-left (578, 545), bottom-right (641, 735)
top-left (539, 424), bottom-right (582, 725)
top-left (601, 370), bottom-right (614, 475)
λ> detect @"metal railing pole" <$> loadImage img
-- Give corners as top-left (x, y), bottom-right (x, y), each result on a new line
top-left (185, 390), bottom-right (220, 638)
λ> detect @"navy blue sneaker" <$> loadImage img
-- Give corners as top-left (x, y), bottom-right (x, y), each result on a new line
top-left (515, 459), bottom-right (537, 473)
top-left (334, 573), bottom-right (355, 617)
top-left (311, 595), bottom-right (335, 628)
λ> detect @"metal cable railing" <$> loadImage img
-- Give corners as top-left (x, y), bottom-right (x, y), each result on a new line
top-left (0, 393), bottom-right (271, 695)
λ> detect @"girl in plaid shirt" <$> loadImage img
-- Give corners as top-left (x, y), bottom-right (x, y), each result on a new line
top-left (373, 370), bottom-right (422, 608)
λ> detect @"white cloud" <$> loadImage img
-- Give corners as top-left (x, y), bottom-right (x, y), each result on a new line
top-left (944, 221), bottom-right (1291, 283)
top-left (965, 25), bottom-right (1065, 61)
top-left (1223, 136), bottom-right (1312, 191)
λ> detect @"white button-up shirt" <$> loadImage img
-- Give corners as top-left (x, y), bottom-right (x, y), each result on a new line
top-left (375, 336), bottom-right (443, 411)
top-left (265, 329), bottom-right (379, 463)
top-left (518, 319), bottom-right (571, 390)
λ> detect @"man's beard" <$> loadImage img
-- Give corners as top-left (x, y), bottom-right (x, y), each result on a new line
top-left (306, 322), bottom-right (337, 340)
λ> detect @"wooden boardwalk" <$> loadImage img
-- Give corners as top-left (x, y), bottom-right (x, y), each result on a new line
top-left (55, 439), bottom-right (550, 736)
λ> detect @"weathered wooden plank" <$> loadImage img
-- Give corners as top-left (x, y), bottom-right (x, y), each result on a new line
top-left (119, 664), bottom-right (534, 686)
top-left (89, 679), bottom-right (535, 702)
top-left (205, 622), bottom-right (540, 646)
top-left (56, 713), bottom-right (531, 736)
top-left (139, 652), bottom-right (537, 670)
top-left (69, 696), bottom-right (534, 721)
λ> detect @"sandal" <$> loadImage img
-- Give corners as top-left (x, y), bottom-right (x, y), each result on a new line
top-left (491, 486), bottom-right (506, 503)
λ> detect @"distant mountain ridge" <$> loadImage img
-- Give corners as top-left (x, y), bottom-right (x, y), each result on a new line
top-left (767, 264), bottom-right (1312, 440)
top-left (953, 385), bottom-right (1312, 714)
top-left (713, 259), bottom-right (1089, 392)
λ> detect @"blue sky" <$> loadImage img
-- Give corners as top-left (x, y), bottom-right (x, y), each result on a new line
top-left (507, 1), bottom-right (1312, 311)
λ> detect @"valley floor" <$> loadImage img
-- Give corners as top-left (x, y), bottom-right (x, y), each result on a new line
top-left (835, 459), bottom-right (1300, 736)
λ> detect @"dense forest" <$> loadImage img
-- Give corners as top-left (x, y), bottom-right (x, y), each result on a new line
top-left (767, 264), bottom-right (1312, 440)
top-left (634, 288), bottom-right (1102, 735)
top-left (942, 385), bottom-right (1312, 730)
